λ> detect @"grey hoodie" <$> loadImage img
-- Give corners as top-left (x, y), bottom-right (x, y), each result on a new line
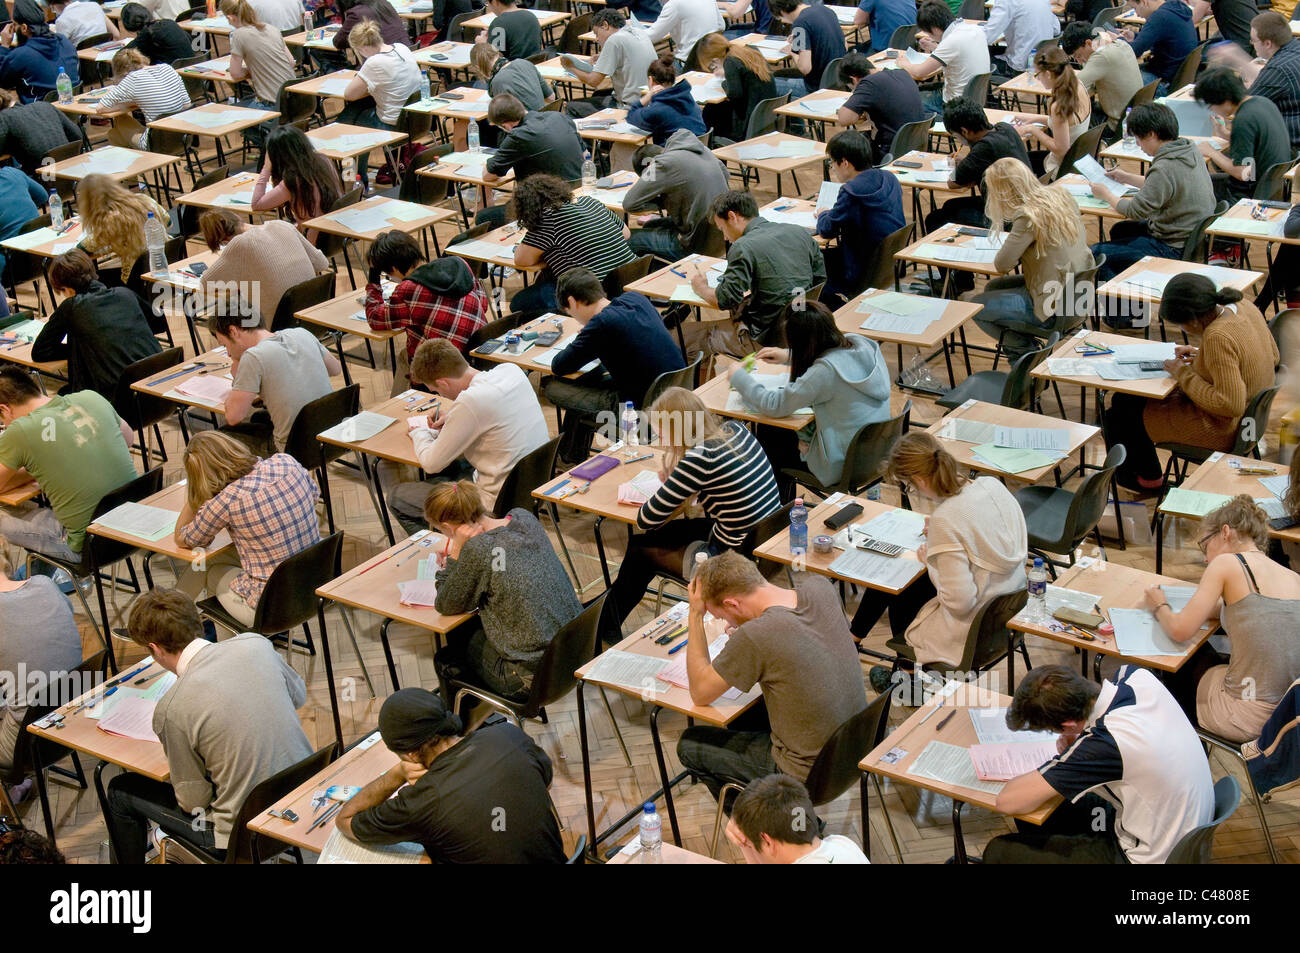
top-left (1116, 136), bottom-right (1215, 247)
top-left (623, 128), bottom-right (728, 247)
top-left (731, 334), bottom-right (892, 486)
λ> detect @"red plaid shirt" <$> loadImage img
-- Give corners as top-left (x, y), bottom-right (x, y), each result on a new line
top-left (365, 264), bottom-right (490, 360)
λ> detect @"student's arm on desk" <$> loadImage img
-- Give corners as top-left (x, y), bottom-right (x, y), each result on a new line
top-left (410, 403), bottom-right (476, 476)
top-left (514, 240), bottom-right (544, 269)
top-left (432, 540), bottom-right (490, 616)
top-left (685, 575), bottom-right (733, 706)
top-left (223, 388), bottom-right (257, 426)
top-left (0, 462), bottom-right (32, 494)
top-left (1143, 557), bottom-right (1227, 643)
top-left (174, 494), bottom-right (224, 551)
top-left (995, 768), bottom-right (1058, 816)
top-left (336, 761), bottom-right (417, 841)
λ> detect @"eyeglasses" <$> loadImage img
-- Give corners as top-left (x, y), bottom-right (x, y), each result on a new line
top-left (1196, 531), bottom-right (1217, 555)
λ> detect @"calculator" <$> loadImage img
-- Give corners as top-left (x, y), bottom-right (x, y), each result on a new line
top-left (855, 536), bottom-right (903, 557)
top-left (473, 339), bottom-right (505, 355)
top-left (1138, 360), bottom-right (1165, 372)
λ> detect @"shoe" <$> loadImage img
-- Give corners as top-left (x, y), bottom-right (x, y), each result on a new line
top-left (868, 666), bottom-right (893, 694)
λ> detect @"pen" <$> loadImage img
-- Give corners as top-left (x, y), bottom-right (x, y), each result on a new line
top-left (358, 538), bottom-right (418, 575)
top-left (622, 452), bottom-right (653, 464)
top-left (669, 267), bottom-right (688, 279)
top-left (640, 616), bottom-right (675, 639)
top-left (306, 801), bottom-right (343, 833)
top-left (668, 638), bottom-right (688, 654)
top-left (935, 708), bottom-right (957, 731)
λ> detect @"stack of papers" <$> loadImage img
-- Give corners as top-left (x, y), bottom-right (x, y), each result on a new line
top-left (856, 508), bottom-right (927, 550)
top-left (1045, 585), bottom-right (1103, 616)
top-left (969, 707), bottom-right (1058, 746)
top-left (735, 140), bottom-right (819, 161)
top-left (1255, 496), bottom-right (1288, 520)
top-left (1221, 214), bottom-right (1285, 237)
top-left (178, 108), bottom-right (253, 129)
top-left (915, 243), bottom-right (997, 264)
top-left (212, 191), bottom-right (254, 207)
top-left (174, 374), bottom-right (233, 404)
top-left (727, 372), bottom-right (812, 415)
top-left (70, 147), bottom-right (139, 176)
top-left (1110, 607), bottom-right (1193, 657)
top-left (857, 290), bottom-right (944, 334)
top-left (798, 95), bottom-right (848, 116)
top-left (1111, 341), bottom-right (1177, 364)
top-left (1043, 357), bottom-right (1168, 380)
top-left (316, 76), bottom-right (354, 96)
top-left (828, 546), bottom-right (923, 588)
top-left (397, 579), bottom-right (439, 607)
top-left (691, 77), bottom-right (725, 102)
top-left (1160, 585), bottom-right (1196, 613)
top-left (907, 740), bottom-right (1005, 794)
top-left (816, 180), bottom-right (842, 210)
top-left (94, 502), bottom-right (177, 541)
top-left (0, 317), bottom-right (46, 340)
top-left (937, 417), bottom-right (996, 444)
top-left (1075, 154), bottom-right (1135, 197)
top-left (970, 740), bottom-right (1058, 780)
top-left (1259, 474), bottom-right (1290, 499)
top-left (583, 649), bottom-right (669, 693)
top-left (993, 425), bottom-right (1071, 453)
top-left (970, 443), bottom-right (1057, 474)
top-left (316, 132), bottom-right (393, 153)
top-left (1160, 486), bottom-right (1231, 517)
top-left (447, 238), bottom-right (509, 261)
top-left (320, 829), bottom-right (424, 865)
top-left (317, 411), bottom-right (396, 443)
top-left (618, 470), bottom-right (663, 505)
top-left (759, 206), bottom-right (816, 228)
top-left (609, 121), bottom-right (650, 135)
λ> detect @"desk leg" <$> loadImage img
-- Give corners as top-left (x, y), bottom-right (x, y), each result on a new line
top-left (377, 617), bottom-right (401, 691)
top-left (860, 772), bottom-right (871, 861)
top-left (1081, 647), bottom-right (1089, 677)
top-left (952, 799), bottom-right (968, 863)
top-left (593, 515), bottom-right (612, 589)
top-left (1155, 511), bottom-right (1164, 574)
top-left (317, 602), bottom-right (345, 752)
top-left (648, 707), bottom-right (682, 846)
top-left (361, 454), bottom-right (397, 545)
top-left (93, 760), bottom-right (117, 863)
top-left (942, 334), bottom-right (956, 387)
top-left (577, 681), bottom-right (598, 861)
top-left (957, 325), bottom-right (973, 376)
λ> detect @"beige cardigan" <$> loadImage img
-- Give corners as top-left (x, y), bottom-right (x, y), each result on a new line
top-left (992, 208), bottom-right (1094, 324)
top-left (906, 477), bottom-right (1029, 668)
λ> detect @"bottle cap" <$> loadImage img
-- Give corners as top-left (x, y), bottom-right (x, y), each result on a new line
top-left (642, 802), bottom-right (656, 814)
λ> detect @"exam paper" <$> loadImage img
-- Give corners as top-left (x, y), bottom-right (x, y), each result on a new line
top-left (98, 696), bottom-right (162, 743)
top-left (857, 508), bottom-right (927, 551)
top-left (798, 95), bottom-right (847, 116)
top-left (174, 374), bottom-right (233, 404)
top-left (915, 243), bottom-right (997, 264)
top-left (179, 108), bottom-right (251, 128)
top-left (1258, 474), bottom-right (1289, 499)
top-left (760, 208), bottom-right (816, 228)
top-left (970, 443), bottom-right (1057, 474)
top-left (1160, 585), bottom-right (1197, 613)
top-left (828, 546), bottom-right (923, 588)
top-left (1255, 496), bottom-right (1288, 520)
top-left (317, 411), bottom-right (396, 443)
top-left (969, 707), bottom-right (1058, 746)
top-left (1111, 341), bottom-right (1177, 364)
top-left (994, 426), bottom-right (1071, 453)
top-left (1045, 585), bottom-right (1104, 616)
top-left (671, 283), bottom-right (710, 305)
top-left (95, 502), bottom-right (177, 542)
top-left (319, 829), bottom-right (425, 864)
top-left (970, 741), bottom-right (1058, 781)
top-left (71, 147), bottom-right (138, 176)
top-left (1110, 607), bottom-right (1193, 657)
top-left (656, 632), bottom-right (729, 688)
top-left (212, 190), bottom-right (255, 207)
top-left (583, 649), bottom-right (669, 693)
top-left (816, 180), bottom-right (842, 210)
top-left (397, 579), bottom-right (439, 607)
top-left (937, 417), bottom-right (996, 444)
top-left (907, 740), bottom-right (1005, 794)
top-left (1160, 486), bottom-right (1231, 517)
top-left (1074, 154), bottom-right (1135, 196)
top-left (316, 76), bottom-right (353, 96)
top-left (447, 238), bottom-right (509, 260)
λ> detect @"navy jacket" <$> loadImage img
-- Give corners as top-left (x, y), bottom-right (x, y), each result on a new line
top-left (627, 79), bottom-right (707, 146)
top-left (816, 168), bottom-right (906, 295)
top-left (0, 33), bottom-right (79, 102)
top-left (1127, 0), bottom-right (1197, 83)
top-left (550, 292), bottom-right (684, 404)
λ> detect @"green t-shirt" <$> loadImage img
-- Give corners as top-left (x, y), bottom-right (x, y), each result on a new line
top-left (0, 392), bottom-right (136, 552)
top-left (1226, 96), bottom-right (1292, 200)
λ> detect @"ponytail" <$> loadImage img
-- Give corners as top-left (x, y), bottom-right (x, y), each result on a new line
top-left (1034, 46), bottom-right (1081, 123)
top-left (1159, 273), bottom-right (1240, 327)
top-left (886, 432), bottom-right (968, 499)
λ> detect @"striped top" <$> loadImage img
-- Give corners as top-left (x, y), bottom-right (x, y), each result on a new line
top-left (638, 421), bottom-right (781, 548)
top-left (98, 64), bottom-right (191, 123)
top-left (520, 195), bottom-right (635, 280)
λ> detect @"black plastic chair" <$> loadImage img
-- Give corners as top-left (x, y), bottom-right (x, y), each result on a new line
top-left (601, 255), bottom-right (652, 298)
top-left (783, 400), bottom-right (912, 501)
top-left (883, 587), bottom-right (1033, 689)
top-left (1167, 40), bottom-right (1209, 96)
top-left (114, 346), bottom-right (189, 466)
top-left (1181, 200), bottom-right (1230, 264)
top-left (857, 222), bottom-right (914, 301)
top-left (271, 270), bottom-right (337, 333)
top-left (1155, 381), bottom-right (1281, 489)
top-left (888, 117), bottom-right (933, 164)
top-left (642, 354), bottom-right (701, 408)
top-left (1164, 776), bottom-right (1240, 863)
top-left (277, 76), bottom-right (319, 131)
top-left (173, 53), bottom-right (214, 104)
top-left (1014, 443), bottom-right (1126, 572)
top-left (963, 72), bottom-right (992, 108)
top-left (1050, 123), bottom-right (1105, 181)
top-left (3, 214), bottom-right (55, 312)
top-left (1253, 155), bottom-right (1296, 202)
top-left (283, 383), bottom-right (367, 533)
top-left (555, 11), bottom-right (593, 53)
top-left (176, 165), bottom-right (231, 242)
top-left (887, 23), bottom-right (919, 49)
top-left (937, 333), bottom-right (1060, 411)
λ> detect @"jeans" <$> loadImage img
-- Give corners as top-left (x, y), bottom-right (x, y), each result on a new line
top-left (983, 793), bottom-right (1127, 864)
top-left (387, 459), bottom-right (477, 536)
top-left (628, 224), bottom-right (686, 263)
top-left (540, 374), bottom-right (619, 461)
top-left (337, 97), bottom-right (394, 183)
top-left (922, 87), bottom-right (945, 116)
top-left (773, 75), bottom-right (810, 133)
top-left (0, 503), bottom-right (79, 565)
top-left (608, 517), bottom-right (716, 629)
top-left (510, 278), bottom-right (558, 316)
top-left (434, 619), bottom-right (532, 702)
top-left (104, 773), bottom-right (222, 864)
top-left (173, 547), bottom-right (257, 629)
top-left (851, 574), bottom-right (937, 642)
top-left (971, 279), bottom-right (1051, 358)
top-left (1092, 234), bottom-right (1181, 281)
top-left (677, 702), bottom-right (778, 801)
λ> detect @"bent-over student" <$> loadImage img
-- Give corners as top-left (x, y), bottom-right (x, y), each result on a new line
top-left (726, 774), bottom-right (870, 863)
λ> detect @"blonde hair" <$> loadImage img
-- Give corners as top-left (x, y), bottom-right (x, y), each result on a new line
top-left (887, 432), bottom-right (967, 499)
top-left (470, 40), bottom-right (500, 81)
top-left (348, 18), bottom-right (384, 54)
top-left (410, 337), bottom-right (468, 384)
top-left (983, 157), bottom-right (1083, 255)
top-left (1286, 474), bottom-right (1300, 522)
top-left (696, 32), bottom-right (770, 82)
top-left (76, 174), bottom-right (165, 269)
top-left (1203, 494), bottom-right (1270, 551)
top-left (182, 431), bottom-right (259, 511)
top-left (696, 550), bottom-right (765, 603)
top-left (649, 386), bottom-right (728, 473)
top-left (110, 47), bottom-right (150, 82)
top-left (220, 0), bottom-right (264, 28)
top-left (423, 479), bottom-right (486, 528)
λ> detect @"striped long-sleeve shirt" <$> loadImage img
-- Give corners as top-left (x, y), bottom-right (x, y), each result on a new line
top-left (637, 421), bottom-right (780, 548)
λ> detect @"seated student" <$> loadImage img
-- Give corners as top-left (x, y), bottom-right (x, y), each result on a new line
top-left (1192, 0), bottom-right (1255, 54)
top-left (365, 230), bottom-right (489, 396)
top-left (855, 0), bottom-right (918, 56)
top-left (478, 0), bottom-right (542, 60)
top-left (1147, 496), bottom-right (1300, 742)
top-left (0, 547), bottom-right (81, 776)
top-left (0, 827), bottom-right (66, 864)
top-left (693, 32), bottom-right (777, 143)
top-left (198, 210), bottom-right (331, 326)
top-left (1009, 46), bottom-right (1090, 177)
top-left (252, 125), bottom-right (344, 241)
top-left (1104, 274), bottom-right (1277, 492)
top-left (606, 0), bottom-right (664, 25)
top-left (900, 2), bottom-right (990, 114)
top-left (645, 0), bottom-right (725, 71)
top-left (1122, 0), bottom-right (1198, 91)
top-left (1253, 202), bottom-right (1300, 310)
top-left (0, 163), bottom-right (47, 320)
top-left (1059, 22), bottom-right (1144, 129)
top-left (141, 0), bottom-right (194, 20)
top-left (731, 300), bottom-right (892, 488)
top-left (768, 0), bottom-right (844, 98)
top-left (683, 190), bottom-right (827, 369)
top-left (984, 664), bottom-right (1214, 864)
top-left (727, 774), bottom-right (870, 863)
top-left (340, 20), bottom-right (419, 189)
top-left (0, 367), bottom-right (136, 565)
top-left (511, 173), bottom-right (636, 315)
top-left (77, 174), bottom-right (170, 286)
top-left (607, 388), bottom-right (781, 628)
top-left (924, 98), bottom-right (1032, 235)
top-left (623, 126), bottom-right (729, 262)
top-left (719, 0), bottom-right (772, 38)
top-left (222, 0), bottom-right (297, 111)
top-left (852, 433), bottom-right (1027, 683)
top-left (95, 48), bottom-right (190, 150)
top-left (483, 93), bottom-right (586, 188)
top-left (1088, 102), bottom-right (1215, 282)
top-left (432, 0), bottom-right (477, 41)
top-left (984, 0), bottom-right (1058, 79)
top-left (424, 481), bottom-right (581, 700)
top-left (471, 39), bottom-right (553, 113)
top-left (105, 589), bottom-right (313, 864)
top-left (627, 53), bottom-right (708, 146)
top-left (835, 51), bottom-right (926, 161)
top-left (333, 0), bottom-right (408, 52)
top-left (50, 0), bottom-right (118, 45)
top-left (173, 431), bottom-right (322, 626)
top-left (386, 339), bottom-right (549, 532)
top-left (120, 2), bottom-right (196, 65)
top-left (815, 130), bottom-right (905, 302)
top-left (0, 93), bottom-right (82, 178)
top-left (1194, 67), bottom-right (1291, 202)
top-left (677, 552), bottom-right (866, 796)
top-left (337, 688), bottom-right (565, 863)
top-left (563, 10), bottom-right (658, 112)
top-left (1237, 12), bottom-right (1300, 152)
top-left (32, 249), bottom-right (162, 399)
top-left (970, 158), bottom-right (1094, 358)
top-left (542, 267), bottom-right (685, 461)
top-left (208, 312), bottom-right (342, 455)
top-left (0, 0), bottom-right (79, 102)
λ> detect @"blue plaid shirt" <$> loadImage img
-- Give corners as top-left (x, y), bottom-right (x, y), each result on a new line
top-left (1251, 40), bottom-right (1300, 151)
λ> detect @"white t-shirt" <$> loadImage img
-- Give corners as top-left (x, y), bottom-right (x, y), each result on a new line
top-left (359, 43), bottom-right (421, 126)
top-left (142, 0), bottom-right (194, 19)
top-left (54, 1), bottom-right (111, 44)
top-left (792, 835), bottom-right (870, 864)
top-left (645, 0), bottom-right (724, 63)
top-left (932, 19), bottom-right (991, 103)
top-left (251, 0), bottom-right (307, 32)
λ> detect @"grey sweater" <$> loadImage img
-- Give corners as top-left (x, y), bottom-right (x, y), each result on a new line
top-left (434, 509), bottom-right (581, 668)
top-left (624, 128), bottom-right (729, 246)
top-left (153, 634), bottom-right (311, 848)
top-left (0, 101), bottom-right (83, 177)
top-left (1116, 137), bottom-right (1215, 247)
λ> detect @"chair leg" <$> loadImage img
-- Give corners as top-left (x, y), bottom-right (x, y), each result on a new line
top-left (318, 464), bottom-right (336, 534)
top-left (709, 781), bottom-right (746, 858)
top-left (337, 605), bottom-right (376, 699)
top-left (30, 744), bottom-right (56, 847)
top-left (870, 773), bottom-right (905, 864)
top-left (596, 686), bottom-right (631, 768)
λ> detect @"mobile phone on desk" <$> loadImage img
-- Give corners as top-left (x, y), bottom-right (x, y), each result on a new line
top-left (188, 262), bottom-right (208, 277)
top-left (441, 91), bottom-right (463, 99)
top-left (892, 160), bottom-right (922, 168)
top-left (536, 330), bottom-right (561, 347)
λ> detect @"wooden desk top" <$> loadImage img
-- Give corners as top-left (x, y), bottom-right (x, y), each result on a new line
top-left (1159, 451), bottom-right (1298, 543)
top-left (283, 24), bottom-right (344, 49)
top-left (288, 70), bottom-right (358, 99)
top-left (148, 103), bottom-right (280, 137)
top-left (775, 88), bottom-right (851, 122)
top-left (407, 86), bottom-right (490, 121)
top-left (54, 85), bottom-right (130, 118)
top-left (930, 109), bottom-right (1039, 139)
top-left (533, 444), bottom-right (669, 525)
top-left (1099, 132), bottom-right (1213, 165)
top-left (307, 123), bottom-right (407, 161)
top-left (180, 13), bottom-right (233, 34)
top-left (89, 479), bottom-right (233, 561)
top-left (175, 170), bottom-right (266, 213)
top-left (461, 8), bottom-right (570, 30)
top-left (753, 493), bottom-right (928, 594)
top-left (1029, 327), bottom-right (1180, 399)
top-left (997, 70), bottom-right (1049, 98)
top-left (177, 55), bottom-right (235, 84)
top-left (758, 196), bottom-right (818, 232)
top-left (77, 38), bottom-right (128, 62)
top-left (860, 686), bottom-right (1060, 825)
top-left (129, 341), bottom-right (233, 414)
top-left (881, 151), bottom-right (967, 194)
top-left (577, 604), bottom-right (762, 726)
top-left (0, 320), bottom-right (68, 376)
top-left (607, 840), bottom-right (725, 864)
top-left (416, 149), bottom-right (515, 187)
top-left (1008, 560), bottom-right (1215, 672)
top-left (139, 249), bottom-right (220, 296)
top-left (445, 220), bottom-right (543, 271)
top-left (622, 252), bottom-right (729, 312)
top-left (693, 358), bottom-right (813, 431)
top-left (412, 40), bottom-right (475, 69)
top-left (472, 312), bottom-right (588, 377)
top-left (316, 389), bottom-right (436, 467)
top-left (713, 131), bottom-right (827, 173)
top-left (294, 288), bottom-right (405, 343)
top-left (0, 479), bottom-right (40, 507)
top-left (48, 145), bottom-right (180, 182)
top-left (926, 399), bottom-right (1100, 485)
top-left (1098, 256), bottom-right (1262, 305)
top-left (0, 219), bottom-right (84, 261)
top-left (1205, 198), bottom-right (1299, 246)
top-left (896, 221), bottom-right (1004, 276)
top-left (732, 32), bottom-right (793, 64)
top-left (835, 287), bottom-right (983, 349)
top-left (573, 169), bottom-right (638, 212)
top-left (1055, 173), bottom-right (1125, 222)
top-left (575, 108), bottom-right (651, 146)
top-left (303, 196), bottom-right (455, 242)
top-left (316, 529), bottom-right (475, 636)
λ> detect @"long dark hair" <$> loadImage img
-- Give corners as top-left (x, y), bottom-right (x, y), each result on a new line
top-left (266, 125), bottom-right (343, 222)
top-left (1158, 273), bottom-right (1243, 328)
top-left (786, 300), bottom-right (849, 380)
top-left (1034, 45), bottom-right (1082, 123)
top-left (512, 174), bottom-right (573, 231)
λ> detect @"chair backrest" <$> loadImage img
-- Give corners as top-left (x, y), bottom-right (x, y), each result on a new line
top-left (3, 214), bottom-right (52, 290)
top-left (744, 93), bottom-right (791, 141)
top-left (86, 468), bottom-right (167, 570)
top-left (601, 255), bottom-right (652, 298)
top-left (520, 594), bottom-right (608, 719)
top-left (859, 221), bottom-right (915, 294)
top-left (963, 72), bottom-right (991, 107)
top-left (683, 215), bottom-right (725, 257)
top-left (1254, 155), bottom-right (1296, 201)
top-left (958, 0), bottom-right (986, 20)
top-left (887, 23), bottom-right (919, 50)
top-left (1000, 332), bottom-right (1060, 409)
top-left (838, 399), bottom-right (912, 493)
top-left (284, 383), bottom-right (362, 472)
top-left (224, 743), bottom-right (339, 863)
top-left (740, 499), bottom-right (798, 557)
top-left (1164, 776), bottom-right (1240, 863)
top-left (1128, 76), bottom-right (1159, 112)
top-left (396, 90), bottom-right (433, 144)
top-left (1049, 255), bottom-right (1103, 335)
top-left (173, 53), bottom-right (211, 103)
top-left (1052, 123), bottom-right (1105, 181)
top-left (819, 56), bottom-right (845, 91)
top-left (642, 354), bottom-right (701, 408)
top-left (114, 346), bottom-right (185, 429)
top-left (10, 651), bottom-right (108, 784)
top-left (271, 270), bottom-right (336, 332)
top-left (558, 11), bottom-right (593, 53)
top-left (1093, 4), bottom-right (1121, 29)
top-left (401, 142), bottom-right (454, 204)
top-left (1230, 381), bottom-right (1282, 456)
top-left (251, 532), bottom-right (344, 634)
top-left (1168, 40), bottom-right (1209, 95)
top-left (178, 164), bottom-right (231, 237)
top-left (492, 434), bottom-right (561, 517)
top-left (803, 691), bottom-right (893, 806)
top-left (1268, 308), bottom-right (1300, 360)
top-left (888, 116), bottom-right (933, 164)
top-left (1182, 200), bottom-right (1230, 262)
top-left (277, 77), bottom-right (318, 129)
top-left (447, 8), bottom-right (484, 43)
top-left (1056, 442), bottom-right (1126, 549)
top-left (956, 588), bottom-right (1029, 672)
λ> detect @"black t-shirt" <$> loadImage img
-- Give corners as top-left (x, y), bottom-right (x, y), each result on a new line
top-left (953, 121), bottom-right (1032, 189)
top-left (720, 55), bottom-right (777, 141)
top-left (486, 109), bottom-right (585, 181)
top-left (127, 20), bottom-right (196, 65)
top-left (844, 68), bottom-right (925, 155)
top-left (486, 8), bottom-right (542, 59)
top-left (349, 722), bottom-right (566, 863)
top-left (29, 282), bottom-right (162, 399)
top-left (791, 2), bottom-right (846, 94)
top-left (1211, 0), bottom-right (1256, 54)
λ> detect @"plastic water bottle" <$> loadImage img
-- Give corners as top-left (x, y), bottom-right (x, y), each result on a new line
top-left (620, 400), bottom-right (639, 445)
top-left (638, 802), bottom-right (662, 864)
top-left (302, 9), bottom-right (313, 36)
top-left (789, 497), bottom-right (808, 556)
top-left (419, 69), bottom-right (431, 102)
top-left (1243, 156), bottom-right (1256, 183)
top-left (56, 67), bottom-right (72, 104)
top-left (145, 211), bottom-right (168, 275)
top-left (582, 150), bottom-right (596, 188)
top-left (48, 191), bottom-right (63, 230)
top-left (866, 483), bottom-right (881, 502)
top-left (467, 121), bottom-right (480, 154)
top-left (1028, 556), bottom-right (1048, 620)
top-left (1121, 107), bottom-right (1133, 148)
top-left (340, 156), bottom-right (356, 187)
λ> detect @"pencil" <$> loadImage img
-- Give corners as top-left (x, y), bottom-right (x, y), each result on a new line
top-left (357, 539), bottom-right (417, 575)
